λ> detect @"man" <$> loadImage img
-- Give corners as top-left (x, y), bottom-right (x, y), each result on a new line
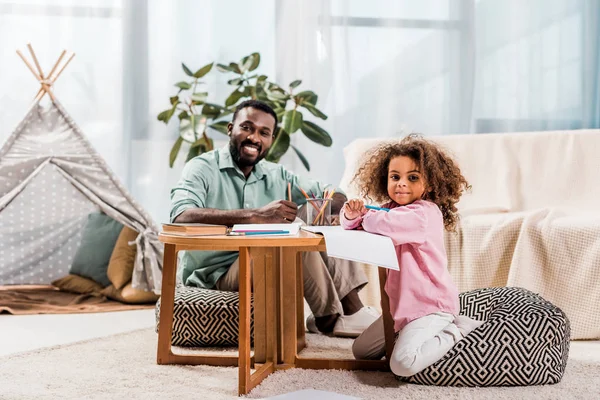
top-left (170, 100), bottom-right (378, 337)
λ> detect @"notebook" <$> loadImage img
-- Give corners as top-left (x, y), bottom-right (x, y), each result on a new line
top-left (162, 223), bottom-right (228, 236)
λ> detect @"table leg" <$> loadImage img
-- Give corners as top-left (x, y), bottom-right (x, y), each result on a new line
top-left (378, 267), bottom-right (396, 363)
top-left (296, 251), bottom-right (306, 353)
top-left (157, 243), bottom-right (177, 364)
top-left (281, 247), bottom-right (298, 364)
top-left (252, 248), bottom-right (267, 364)
top-left (238, 247), bottom-right (252, 395)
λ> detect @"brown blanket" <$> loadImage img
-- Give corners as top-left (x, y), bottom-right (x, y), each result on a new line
top-left (0, 285), bottom-right (154, 315)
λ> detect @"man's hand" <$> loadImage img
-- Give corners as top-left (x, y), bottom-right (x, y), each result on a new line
top-left (254, 200), bottom-right (298, 223)
top-left (343, 199), bottom-right (367, 220)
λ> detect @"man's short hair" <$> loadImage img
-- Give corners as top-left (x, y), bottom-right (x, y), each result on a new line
top-left (231, 100), bottom-right (278, 133)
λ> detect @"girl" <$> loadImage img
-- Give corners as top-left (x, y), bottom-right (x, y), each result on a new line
top-left (341, 134), bottom-right (484, 377)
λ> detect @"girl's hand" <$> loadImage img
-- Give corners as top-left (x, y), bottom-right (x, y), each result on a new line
top-left (343, 199), bottom-right (367, 220)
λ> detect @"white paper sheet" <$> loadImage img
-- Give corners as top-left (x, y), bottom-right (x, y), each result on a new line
top-left (302, 226), bottom-right (399, 270)
top-left (231, 223), bottom-right (301, 235)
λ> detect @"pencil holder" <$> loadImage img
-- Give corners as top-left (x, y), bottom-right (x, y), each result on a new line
top-left (306, 198), bottom-right (331, 226)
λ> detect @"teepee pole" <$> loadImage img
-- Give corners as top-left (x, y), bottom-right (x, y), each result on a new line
top-left (47, 50), bottom-right (66, 81)
top-left (27, 43), bottom-right (45, 80)
top-left (19, 44), bottom-right (74, 104)
top-left (16, 50), bottom-right (41, 80)
top-left (51, 53), bottom-right (75, 83)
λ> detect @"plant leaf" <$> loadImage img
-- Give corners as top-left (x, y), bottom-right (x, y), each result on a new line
top-left (240, 54), bottom-right (254, 73)
top-left (178, 110), bottom-right (189, 120)
top-left (266, 128), bottom-right (290, 162)
top-left (179, 115), bottom-right (205, 142)
top-left (186, 145), bottom-right (201, 162)
top-left (296, 90), bottom-right (318, 105)
top-left (157, 109), bottom-right (171, 123)
top-left (301, 120), bottom-right (332, 147)
top-left (202, 103), bottom-right (225, 118)
top-left (266, 90), bottom-right (290, 102)
top-left (248, 52), bottom-right (260, 71)
top-left (228, 77), bottom-right (243, 86)
top-left (191, 92), bottom-right (208, 103)
top-left (229, 62), bottom-right (242, 74)
top-left (182, 63), bottom-right (194, 77)
top-left (289, 80), bottom-right (302, 89)
top-left (301, 102), bottom-right (328, 120)
top-left (225, 89), bottom-right (244, 107)
top-left (209, 121), bottom-right (230, 135)
top-left (175, 81), bottom-right (192, 90)
top-left (283, 110), bottom-right (303, 133)
top-left (256, 75), bottom-right (268, 84)
top-left (194, 62), bottom-right (213, 78)
top-left (169, 137), bottom-right (183, 167)
top-left (217, 63), bottom-right (233, 72)
top-left (157, 104), bottom-right (178, 124)
top-left (169, 95), bottom-right (179, 105)
top-left (291, 144), bottom-right (310, 171)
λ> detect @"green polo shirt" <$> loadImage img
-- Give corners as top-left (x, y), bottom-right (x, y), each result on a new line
top-left (170, 145), bottom-right (340, 288)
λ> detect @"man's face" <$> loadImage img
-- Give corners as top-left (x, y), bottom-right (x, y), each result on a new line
top-left (228, 107), bottom-right (276, 169)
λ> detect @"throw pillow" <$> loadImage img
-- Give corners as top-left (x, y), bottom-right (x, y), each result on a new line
top-left (107, 226), bottom-right (139, 289)
top-left (101, 283), bottom-right (158, 304)
top-left (51, 274), bottom-right (104, 295)
top-left (70, 212), bottom-right (123, 287)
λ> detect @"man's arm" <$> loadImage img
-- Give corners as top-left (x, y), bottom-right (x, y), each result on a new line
top-left (173, 200), bottom-right (298, 225)
top-left (330, 192), bottom-right (347, 215)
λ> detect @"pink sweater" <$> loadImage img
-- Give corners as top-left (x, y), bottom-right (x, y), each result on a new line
top-left (341, 200), bottom-right (459, 332)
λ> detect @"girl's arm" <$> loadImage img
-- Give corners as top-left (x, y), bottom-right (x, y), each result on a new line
top-left (361, 202), bottom-right (428, 246)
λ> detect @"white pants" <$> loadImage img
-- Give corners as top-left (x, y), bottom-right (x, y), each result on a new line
top-left (353, 312), bottom-right (463, 377)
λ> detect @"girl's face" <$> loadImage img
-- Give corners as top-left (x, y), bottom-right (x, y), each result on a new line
top-left (387, 156), bottom-right (426, 205)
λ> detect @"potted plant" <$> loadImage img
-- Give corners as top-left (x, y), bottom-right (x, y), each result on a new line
top-left (157, 52), bottom-right (332, 171)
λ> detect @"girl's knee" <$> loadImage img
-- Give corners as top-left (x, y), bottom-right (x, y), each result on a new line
top-left (389, 354), bottom-right (420, 377)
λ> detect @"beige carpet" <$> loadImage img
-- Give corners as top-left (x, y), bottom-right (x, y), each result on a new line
top-left (0, 329), bottom-right (598, 400)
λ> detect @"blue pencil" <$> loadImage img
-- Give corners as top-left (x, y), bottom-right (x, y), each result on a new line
top-left (229, 230), bottom-right (290, 236)
top-left (365, 205), bottom-right (390, 212)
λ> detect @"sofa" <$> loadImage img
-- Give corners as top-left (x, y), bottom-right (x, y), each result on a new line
top-left (338, 130), bottom-right (600, 340)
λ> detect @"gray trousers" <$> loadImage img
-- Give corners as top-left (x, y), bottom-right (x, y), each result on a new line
top-left (215, 251), bottom-right (368, 317)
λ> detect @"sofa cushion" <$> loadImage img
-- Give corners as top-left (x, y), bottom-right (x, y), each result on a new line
top-left (155, 284), bottom-right (254, 347)
top-left (400, 287), bottom-right (570, 386)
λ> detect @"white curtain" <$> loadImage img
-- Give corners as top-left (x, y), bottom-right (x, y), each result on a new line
top-left (1, 0), bottom-right (597, 223)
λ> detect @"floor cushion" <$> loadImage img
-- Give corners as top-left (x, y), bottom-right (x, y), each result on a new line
top-left (155, 284), bottom-right (254, 346)
top-left (401, 287), bottom-right (570, 386)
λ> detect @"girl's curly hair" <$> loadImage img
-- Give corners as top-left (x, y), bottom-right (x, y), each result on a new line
top-left (352, 134), bottom-right (470, 231)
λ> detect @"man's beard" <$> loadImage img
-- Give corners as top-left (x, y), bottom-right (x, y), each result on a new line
top-left (229, 140), bottom-right (266, 168)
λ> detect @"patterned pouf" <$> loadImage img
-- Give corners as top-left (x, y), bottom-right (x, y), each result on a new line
top-left (155, 284), bottom-right (254, 346)
top-left (400, 287), bottom-right (570, 386)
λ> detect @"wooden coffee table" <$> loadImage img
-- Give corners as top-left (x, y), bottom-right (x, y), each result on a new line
top-left (157, 231), bottom-right (396, 396)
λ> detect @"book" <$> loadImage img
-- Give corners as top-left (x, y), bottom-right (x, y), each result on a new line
top-left (301, 226), bottom-right (399, 270)
top-left (230, 223), bottom-right (301, 236)
top-left (162, 223), bottom-right (228, 236)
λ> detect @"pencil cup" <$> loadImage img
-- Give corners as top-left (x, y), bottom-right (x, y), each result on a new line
top-left (307, 198), bottom-right (332, 226)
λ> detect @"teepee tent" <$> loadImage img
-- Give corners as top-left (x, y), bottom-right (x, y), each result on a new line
top-left (0, 45), bottom-right (163, 293)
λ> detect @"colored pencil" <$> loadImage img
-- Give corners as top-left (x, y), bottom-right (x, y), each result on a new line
top-left (365, 205), bottom-right (390, 212)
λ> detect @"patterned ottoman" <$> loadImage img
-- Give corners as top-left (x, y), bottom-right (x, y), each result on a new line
top-left (401, 287), bottom-right (570, 386)
top-left (155, 284), bottom-right (254, 346)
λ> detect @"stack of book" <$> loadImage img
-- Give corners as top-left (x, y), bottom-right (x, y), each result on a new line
top-left (162, 223), bottom-right (228, 236)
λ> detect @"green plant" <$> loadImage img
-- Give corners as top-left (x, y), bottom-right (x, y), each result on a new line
top-left (158, 52), bottom-right (332, 170)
